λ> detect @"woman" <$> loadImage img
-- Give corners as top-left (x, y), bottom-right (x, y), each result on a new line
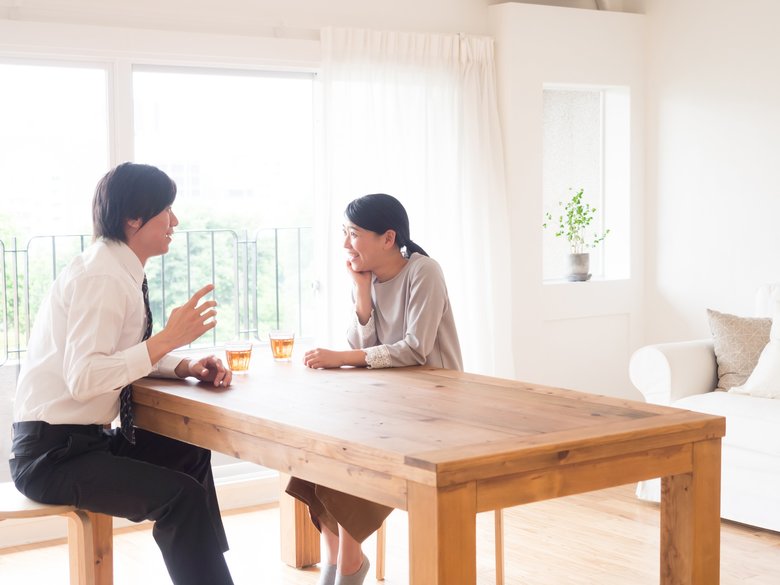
top-left (288, 193), bottom-right (462, 585)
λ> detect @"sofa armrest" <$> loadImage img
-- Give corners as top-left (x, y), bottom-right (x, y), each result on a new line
top-left (628, 339), bottom-right (718, 405)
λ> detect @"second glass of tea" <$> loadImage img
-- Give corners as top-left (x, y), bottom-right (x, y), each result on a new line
top-left (225, 340), bottom-right (253, 373)
top-left (269, 330), bottom-right (295, 361)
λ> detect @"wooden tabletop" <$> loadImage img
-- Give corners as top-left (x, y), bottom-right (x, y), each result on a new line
top-left (132, 359), bottom-right (724, 509)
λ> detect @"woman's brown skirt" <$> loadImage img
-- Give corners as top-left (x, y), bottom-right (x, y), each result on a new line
top-left (286, 477), bottom-right (392, 543)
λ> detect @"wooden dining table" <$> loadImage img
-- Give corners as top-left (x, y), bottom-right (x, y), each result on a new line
top-left (89, 354), bottom-right (725, 585)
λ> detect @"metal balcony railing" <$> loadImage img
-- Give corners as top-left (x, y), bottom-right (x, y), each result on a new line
top-left (0, 227), bottom-right (314, 366)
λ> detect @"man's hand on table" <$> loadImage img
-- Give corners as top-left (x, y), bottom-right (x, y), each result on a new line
top-left (176, 355), bottom-right (233, 387)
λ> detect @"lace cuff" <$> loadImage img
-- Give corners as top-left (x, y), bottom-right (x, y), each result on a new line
top-left (364, 345), bottom-right (392, 369)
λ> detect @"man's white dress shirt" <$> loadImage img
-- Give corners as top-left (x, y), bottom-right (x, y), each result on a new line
top-left (14, 239), bottom-right (180, 424)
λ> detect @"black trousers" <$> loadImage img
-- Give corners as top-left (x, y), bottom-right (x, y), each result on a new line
top-left (10, 421), bottom-right (234, 585)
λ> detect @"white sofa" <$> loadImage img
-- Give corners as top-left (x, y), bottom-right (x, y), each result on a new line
top-left (629, 286), bottom-right (780, 533)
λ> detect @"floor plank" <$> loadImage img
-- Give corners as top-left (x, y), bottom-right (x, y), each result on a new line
top-left (0, 484), bottom-right (778, 584)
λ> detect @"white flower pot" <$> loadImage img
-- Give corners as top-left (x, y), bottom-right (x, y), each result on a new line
top-left (567, 253), bottom-right (591, 281)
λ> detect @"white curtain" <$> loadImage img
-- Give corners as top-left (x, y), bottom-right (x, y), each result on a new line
top-left (315, 27), bottom-right (514, 377)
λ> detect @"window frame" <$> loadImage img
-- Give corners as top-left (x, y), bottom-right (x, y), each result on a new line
top-left (542, 83), bottom-right (631, 283)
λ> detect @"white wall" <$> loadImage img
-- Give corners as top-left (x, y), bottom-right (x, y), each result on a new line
top-left (490, 3), bottom-right (645, 400)
top-left (644, 0), bottom-right (780, 342)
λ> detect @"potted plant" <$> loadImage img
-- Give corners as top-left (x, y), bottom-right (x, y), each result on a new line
top-left (543, 188), bottom-right (610, 281)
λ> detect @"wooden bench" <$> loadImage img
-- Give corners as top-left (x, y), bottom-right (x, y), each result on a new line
top-left (0, 482), bottom-right (112, 585)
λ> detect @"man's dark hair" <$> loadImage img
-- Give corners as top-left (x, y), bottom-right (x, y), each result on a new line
top-left (92, 162), bottom-right (177, 242)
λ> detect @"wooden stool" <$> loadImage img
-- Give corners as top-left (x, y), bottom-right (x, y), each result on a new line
top-left (375, 508), bottom-right (505, 584)
top-left (0, 482), bottom-right (105, 585)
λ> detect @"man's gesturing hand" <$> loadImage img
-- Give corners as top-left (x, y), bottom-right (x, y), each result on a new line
top-left (146, 284), bottom-right (218, 365)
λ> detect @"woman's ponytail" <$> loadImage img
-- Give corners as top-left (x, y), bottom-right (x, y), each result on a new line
top-left (403, 239), bottom-right (428, 258)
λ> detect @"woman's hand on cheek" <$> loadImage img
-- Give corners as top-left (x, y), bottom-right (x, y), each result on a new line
top-left (345, 259), bottom-right (372, 289)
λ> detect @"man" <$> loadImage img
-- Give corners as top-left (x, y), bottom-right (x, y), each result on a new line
top-left (10, 162), bottom-right (235, 584)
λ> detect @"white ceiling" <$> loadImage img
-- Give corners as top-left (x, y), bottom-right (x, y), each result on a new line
top-left (490, 0), bottom-right (645, 13)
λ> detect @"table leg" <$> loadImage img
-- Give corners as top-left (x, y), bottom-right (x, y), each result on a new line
top-left (661, 438), bottom-right (721, 585)
top-left (408, 481), bottom-right (477, 585)
top-left (279, 474), bottom-right (321, 568)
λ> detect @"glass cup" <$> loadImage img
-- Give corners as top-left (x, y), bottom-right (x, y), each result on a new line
top-left (225, 340), bottom-right (253, 373)
top-left (268, 330), bottom-right (295, 361)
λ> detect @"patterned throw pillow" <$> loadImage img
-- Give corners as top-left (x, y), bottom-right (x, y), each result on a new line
top-left (730, 299), bottom-right (780, 398)
top-left (707, 308), bottom-right (771, 391)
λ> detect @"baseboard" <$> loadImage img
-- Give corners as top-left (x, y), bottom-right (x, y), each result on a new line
top-left (0, 463), bottom-right (279, 550)
top-left (212, 462), bottom-right (280, 510)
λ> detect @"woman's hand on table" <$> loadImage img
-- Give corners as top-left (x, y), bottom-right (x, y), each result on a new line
top-left (303, 348), bottom-right (367, 369)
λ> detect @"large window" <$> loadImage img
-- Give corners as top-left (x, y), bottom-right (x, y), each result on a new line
top-left (542, 86), bottom-right (630, 281)
top-left (0, 62), bottom-right (109, 241)
top-left (0, 34), bottom-right (318, 513)
top-left (133, 67), bottom-right (315, 230)
top-left (133, 67), bottom-right (317, 341)
top-left (1, 62), bottom-right (317, 366)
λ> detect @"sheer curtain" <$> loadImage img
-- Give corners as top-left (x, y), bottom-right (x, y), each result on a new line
top-left (315, 27), bottom-right (514, 377)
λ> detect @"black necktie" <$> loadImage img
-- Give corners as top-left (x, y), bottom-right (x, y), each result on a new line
top-left (119, 276), bottom-right (153, 444)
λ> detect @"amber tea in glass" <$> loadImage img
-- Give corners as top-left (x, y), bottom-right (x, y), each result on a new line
top-left (269, 330), bottom-right (295, 361)
top-left (225, 341), bottom-right (253, 372)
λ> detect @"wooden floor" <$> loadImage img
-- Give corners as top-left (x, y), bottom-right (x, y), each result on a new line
top-left (1, 484), bottom-right (778, 584)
